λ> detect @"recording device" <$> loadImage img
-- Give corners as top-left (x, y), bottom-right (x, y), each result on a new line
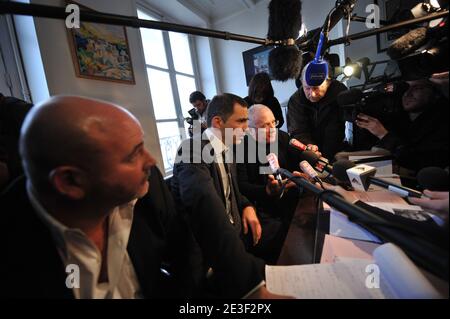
top-left (337, 81), bottom-right (408, 122)
top-left (387, 2), bottom-right (449, 80)
top-left (288, 138), bottom-right (331, 173)
top-left (333, 161), bottom-right (427, 198)
top-left (299, 160), bottom-right (324, 187)
top-left (267, 0), bottom-right (303, 82)
top-left (303, 0), bottom-right (356, 86)
top-left (267, 153), bottom-right (284, 187)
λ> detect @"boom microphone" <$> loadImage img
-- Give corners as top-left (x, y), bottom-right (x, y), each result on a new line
top-left (267, 0), bottom-right (303, 82)
top-left (387, 27), bottom-right (429, 60)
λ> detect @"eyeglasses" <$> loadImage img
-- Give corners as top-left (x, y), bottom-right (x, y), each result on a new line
top-left (261, 120), bottom-right (279, 128)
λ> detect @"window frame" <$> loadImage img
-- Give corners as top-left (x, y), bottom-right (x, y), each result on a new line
top-left (137, 4), bottom-right (201, 174)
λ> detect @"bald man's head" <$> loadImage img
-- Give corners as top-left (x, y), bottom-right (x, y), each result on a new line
top-left (248, 104), bottom-right (277, 143)
top-left (20, 96), bottom-right (154, 204)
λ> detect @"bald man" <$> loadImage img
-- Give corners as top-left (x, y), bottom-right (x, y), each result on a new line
top-left (236, 105), bottom-right (304, 264)
top-left (1, 96), bottom-right (278, 299)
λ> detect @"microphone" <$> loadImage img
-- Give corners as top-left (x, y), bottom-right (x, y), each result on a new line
top-left (303, 0), bottom-right (356, 86)
top-left (299, 160), bottom-right (324, 187)
top-left (289, 138), bottom-right (331, 173)
top-left (333, 161), bottom-right (427, 198)
top-left (387, 27), bottom-right (429, 60)
top-left (304, 32), bottom-right (329, 86)
top-left (417, 167), bottom-right (449, 191)
top-left (267, 0), bottom-right (303, 82)
top-left (267, 153), bottom-right (284, 186)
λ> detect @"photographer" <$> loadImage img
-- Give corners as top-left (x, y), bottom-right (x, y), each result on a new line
top-left (187, 91), bottom-right (209, 137)
top-left (355, 78), bottom-right (449, 174)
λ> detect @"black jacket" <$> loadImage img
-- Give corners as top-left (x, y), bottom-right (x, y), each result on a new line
top-left (235, 131), bottom-right (301, 216)
top-left (376, 100), bottom-right (449, 173)
top-left (245, 96), bottom-right (285, 129)
top-left (2, 167), bottom-right (176, 299)
top-left (287, 80), bottom-right (348, 159)
top-left (171, 136), bottom-right (265, 297)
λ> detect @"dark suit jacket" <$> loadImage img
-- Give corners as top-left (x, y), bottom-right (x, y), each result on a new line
top-left (171, 135), bottom-right (265, 297)
top-left (2, 166), bottom-right (177, 299)
top-left (287, 80), bottom-right (348, 159)
top-left (235, 131), bottom-right (301, 217)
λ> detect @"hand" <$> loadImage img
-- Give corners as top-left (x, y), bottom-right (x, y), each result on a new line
top-left (247, 285), bottom-right (295, 299)
top-left (265, 175), bottom-right (282, 196)
top-left (242, 206), bottom-right (262, 246)
top-left (307, 144), bottom-right (322, 157)
top-left (409, 190), bottom-right (449, 214)
top-left (355, 113), bottom-right (388, 139)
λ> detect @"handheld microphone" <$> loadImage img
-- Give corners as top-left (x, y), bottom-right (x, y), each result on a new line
top-left (299, 160), bottom-right (324, 187)
top-left (267, 153), bottom-right (284, 186)
top-left (334, 161), bottom-right (427, 198)
top-left (289, 138), bottom-right (331, 173)
top-left (267, 0), bottom-right (303, 82)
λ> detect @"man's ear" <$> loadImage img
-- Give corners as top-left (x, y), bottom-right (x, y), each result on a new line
top-left (48, 167), bottom-right (87, 200)
top-left (211, 116), bottom-right (223, 129)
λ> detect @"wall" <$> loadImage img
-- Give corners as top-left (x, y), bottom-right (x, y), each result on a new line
top-left (344, 0), bottom-right (390, 88)
top-left (211, 0), bottom-right (346, 107)
top-left (18, 0), bottom-right (164, 171)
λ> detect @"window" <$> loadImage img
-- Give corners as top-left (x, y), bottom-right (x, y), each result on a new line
top-left (137, 8), bottom-right (199, 173)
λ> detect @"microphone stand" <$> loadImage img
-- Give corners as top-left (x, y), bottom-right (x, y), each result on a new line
top-left (1, 2), bottom-right (446, 48)
top-left (279, 168), bottom-right (449, 280)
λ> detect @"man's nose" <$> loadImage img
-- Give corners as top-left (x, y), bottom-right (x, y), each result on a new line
top-left (143, 148), bottom-right (156, 168)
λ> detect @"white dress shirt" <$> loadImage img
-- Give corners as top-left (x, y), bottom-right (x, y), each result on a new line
top-left (205, 128), bottom-right (235, 224)
top-left (27, 184), bottom-right (142, 299)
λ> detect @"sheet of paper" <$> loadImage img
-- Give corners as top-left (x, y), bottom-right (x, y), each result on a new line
top-left (373, 243), bottom-right (443, 299)
top-left (266, 259), bottom-right (391, 299)
top-left (266, 243), bottom-right (444, 299)
top-left (320, 234), bottom-right (378, 263)
top-left (329, 209), bottom-right (382, 243)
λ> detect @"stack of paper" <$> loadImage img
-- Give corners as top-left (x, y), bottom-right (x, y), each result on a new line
top-left (266, 243), bottom-right (443, 299)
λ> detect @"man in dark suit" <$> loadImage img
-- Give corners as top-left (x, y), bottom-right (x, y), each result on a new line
top-left (2, 96), bottom-right (277, 299)
top-left (236, 105), bottom-right (306, 264)
top-left (172, 94), bottom-right (267, 294)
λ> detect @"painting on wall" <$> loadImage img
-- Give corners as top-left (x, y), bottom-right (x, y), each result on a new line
top-left (375, 0), bottom-right (423, 52)
top-left (67, 3), bottom-right (135, 84)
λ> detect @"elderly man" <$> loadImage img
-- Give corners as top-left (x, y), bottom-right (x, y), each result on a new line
top-left (2, 96), bottom-right (279, 299)
top-left (236, 105), bottom-right (305, 264)
top-left (287, 62), bottom-right (348, 159)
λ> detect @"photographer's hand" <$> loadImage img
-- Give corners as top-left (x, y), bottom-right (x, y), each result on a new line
top-left (356, 113), bottom-right (388, 140)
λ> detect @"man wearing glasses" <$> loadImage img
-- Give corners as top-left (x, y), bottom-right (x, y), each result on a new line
top-left (236, 104), bottom-right (306, 264)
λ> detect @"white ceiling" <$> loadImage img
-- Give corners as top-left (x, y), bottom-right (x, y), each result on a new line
top-left (142, 0), bottom-right (268, 27)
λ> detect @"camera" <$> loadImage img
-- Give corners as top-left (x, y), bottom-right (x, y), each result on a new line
top-left (337, 79), bottom-right (408, 123)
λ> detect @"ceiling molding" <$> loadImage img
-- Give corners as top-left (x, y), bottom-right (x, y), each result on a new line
top-left (177, 0), bottom-right (211, 25)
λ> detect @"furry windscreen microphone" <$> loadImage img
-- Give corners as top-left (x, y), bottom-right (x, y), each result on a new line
top-left (267, 0), bottom-right (303, 82)
top-left (387, 27), bottom-right (428, 60)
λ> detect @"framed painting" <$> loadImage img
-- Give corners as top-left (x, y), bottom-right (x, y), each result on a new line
top-left (375, 0), bottom-right (422, 53)
top-left (67, 2), bottom-right (135, 84)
